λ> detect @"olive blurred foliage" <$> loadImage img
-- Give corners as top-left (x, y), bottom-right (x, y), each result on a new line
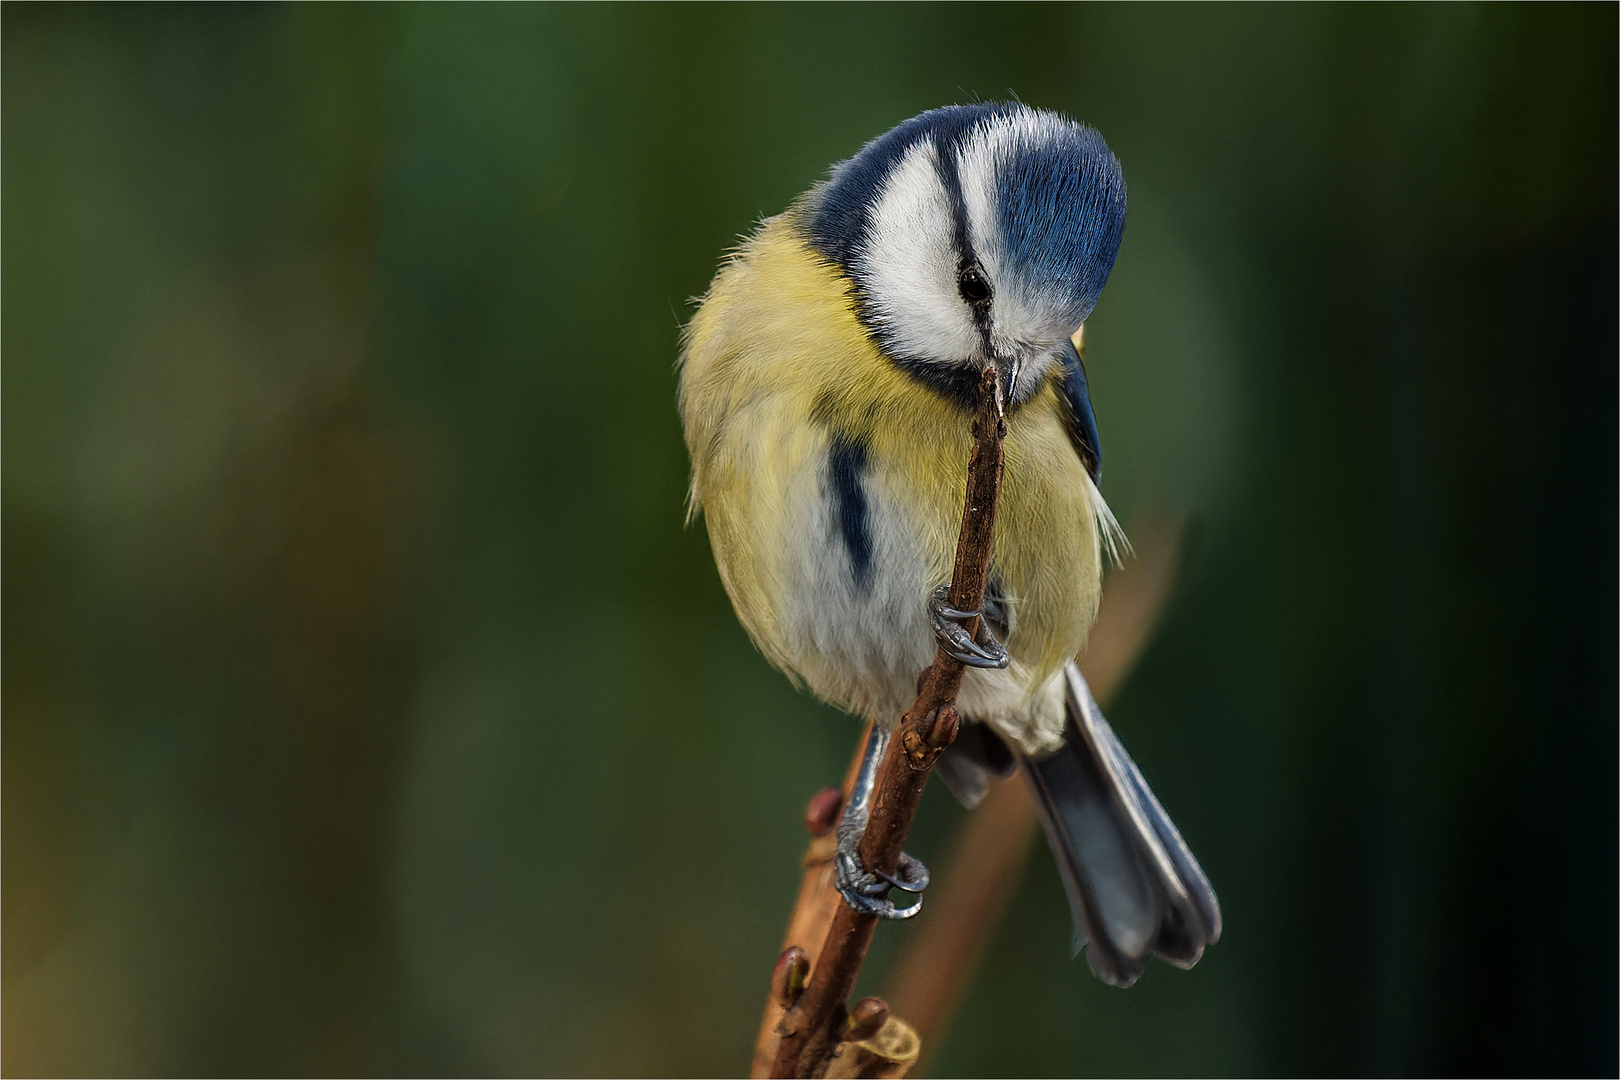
top-left (3, 4), bottom-right (1615, 1077)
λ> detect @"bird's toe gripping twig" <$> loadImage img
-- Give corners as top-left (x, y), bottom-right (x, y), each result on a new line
top-left (930, 585), bottom-right (1009, 669)
top-left (834, 832), bottom-right (929, 921)
top-left (831, 725), bottom-right (931, 921)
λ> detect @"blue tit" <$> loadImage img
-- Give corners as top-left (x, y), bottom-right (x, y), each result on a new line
top-left (679, 103), bottom-right (1219, 987)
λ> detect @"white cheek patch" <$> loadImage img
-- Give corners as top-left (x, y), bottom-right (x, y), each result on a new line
top-left (856, 139), bottom-right (980, 364)
top-left (955, 109), bottom-right (1083, 382)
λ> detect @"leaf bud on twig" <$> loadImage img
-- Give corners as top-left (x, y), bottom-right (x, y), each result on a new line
top-left (844, 997), bottom-right (890, 1043)
top-left (804, 787), bottom-right (842, 837)
top-left (773, 947), bottom-right (811, 1009)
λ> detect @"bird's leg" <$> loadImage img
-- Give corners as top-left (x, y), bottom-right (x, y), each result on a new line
top-left (833, 724), bottom-right (930, 920)
top-left (930, 585), bottom-right (1009, 669)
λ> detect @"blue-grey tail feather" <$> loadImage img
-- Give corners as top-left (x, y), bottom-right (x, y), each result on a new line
top-left (1020, 662), bottom-right (1221, 987)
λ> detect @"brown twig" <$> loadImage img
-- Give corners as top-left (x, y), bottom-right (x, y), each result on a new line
top-left (750, 728), bottom-right (873, 1078)
top-left (765, 367), bottom-right (1009, 1079)
top-left (881, 512), bottom-right (1190, 1072)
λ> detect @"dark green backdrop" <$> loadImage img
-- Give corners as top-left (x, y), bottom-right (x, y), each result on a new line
top-left (4, 4), bottom-right (1615, 1076)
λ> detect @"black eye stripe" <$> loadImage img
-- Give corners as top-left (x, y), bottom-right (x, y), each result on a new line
top-left (930, 132), bottom-right (995, 322)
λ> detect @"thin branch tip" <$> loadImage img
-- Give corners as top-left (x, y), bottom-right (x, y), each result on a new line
top-left (845, 997), bottom-right (890, 1043)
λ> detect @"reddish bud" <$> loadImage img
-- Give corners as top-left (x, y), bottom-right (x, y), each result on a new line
top-left (846, 996), bottom-right (890, 1042)
top-left (804, 787), bottom-right (842, 836)
top-left (924, 706), bottom-right (959, 749)
top-left (773, 947), bottom-right (810, 1008)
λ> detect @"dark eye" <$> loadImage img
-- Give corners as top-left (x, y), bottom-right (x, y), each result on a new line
top-left (958, 265), bottom-right (991, 307)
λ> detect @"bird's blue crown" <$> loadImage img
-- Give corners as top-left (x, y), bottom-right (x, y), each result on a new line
top-left (806, 103), bottom-right (1126, 346)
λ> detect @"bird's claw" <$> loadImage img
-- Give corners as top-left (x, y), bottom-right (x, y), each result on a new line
top-left (873, 852), bottom-right (930, 893)
top-left (831, 723), bottom-right (929, 919)
top-left (930, 585), bottom-right (1010, 669)
top-left (835, 848), bottom-right (927, 920)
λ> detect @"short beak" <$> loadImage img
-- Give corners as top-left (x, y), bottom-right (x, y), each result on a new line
top-left (997, 354), bottom-right (1023, 404)
top-left (995, 354), bottom-right (1024, 413)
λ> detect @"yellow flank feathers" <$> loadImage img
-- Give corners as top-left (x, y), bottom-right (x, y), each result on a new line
top-left (679, 209), bottom-right (1103, 750)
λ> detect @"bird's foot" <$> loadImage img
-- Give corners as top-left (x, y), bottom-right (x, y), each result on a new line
top-left (930, 585), bottom-right (1009, 669)
top-left (834, 824), bottom-right (929, 920)
top-left (832, 722), bottom-right (929, 919)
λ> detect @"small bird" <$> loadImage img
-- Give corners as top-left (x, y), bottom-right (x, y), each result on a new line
top-left (679, 103), bottom-right (1219, 986)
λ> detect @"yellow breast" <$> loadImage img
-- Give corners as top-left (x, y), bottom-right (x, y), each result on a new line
top-left (679, 210), bottom-right (1104, 730)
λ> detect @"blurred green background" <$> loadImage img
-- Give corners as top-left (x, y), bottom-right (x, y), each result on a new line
top-left (4, 4), bottom-right (1615, 1076)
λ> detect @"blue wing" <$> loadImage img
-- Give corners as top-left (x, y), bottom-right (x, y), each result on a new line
top-left (1055, 337), bottom-right (1103, 485)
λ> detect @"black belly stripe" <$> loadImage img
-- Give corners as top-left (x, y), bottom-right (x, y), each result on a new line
top-left (827, 435), bottom-right (874, 589)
